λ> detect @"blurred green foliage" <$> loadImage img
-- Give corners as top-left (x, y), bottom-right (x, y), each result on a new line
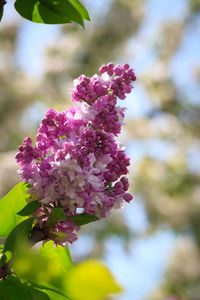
top-left (0, 241), bottom-right (122, 300)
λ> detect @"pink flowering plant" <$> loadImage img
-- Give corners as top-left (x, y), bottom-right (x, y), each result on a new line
top-left (0, 63), bottom-right (136, 299)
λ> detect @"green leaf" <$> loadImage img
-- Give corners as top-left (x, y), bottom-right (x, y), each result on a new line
top-left (67, 213), bottom-right (99, 226)
top-left (0, 182), bottom-right (30, 237)
top-left (14, 0), bottom-right (90, 26)
top-left (12, 241), bottom-right (72, 294)
top-left (3, 217), bottom-right (34, 253)
top-left (17, 201), bottom-right (41, 216)
top-left (14, 0), bottom-right (70, 24)
top-left (68, 0), bottom-right (90, 21)
top-left (33, 283), bottom-right (69, 300)
top-left (39, 0), bottom-right (84, 26)
top-left (0, 276), bottom-right (50, 300)
top-left (65, 260), bottom-right (122, 300)
top-left (39, 241), bottom-right (73, 273)
top-left (38, 288), bottom-right (69, 300)
top-left (12, 243), bottom-right (51, 284)
top-left (0, 7), bottom-right (3, 22)
top-left (48, 207), bottom-right (66, 226)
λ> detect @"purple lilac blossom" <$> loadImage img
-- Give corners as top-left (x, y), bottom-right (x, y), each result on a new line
top-left (15, 63), bottom-right (136, 246)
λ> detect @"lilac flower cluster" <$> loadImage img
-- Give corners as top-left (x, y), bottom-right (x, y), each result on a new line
top-left (16, 63), bottom-right (136, 246)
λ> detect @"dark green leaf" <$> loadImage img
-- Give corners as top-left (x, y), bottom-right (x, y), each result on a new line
top-left (67, 213), bottom-right (99, 226)
top-left (68, 0), bottom-right (90, 21)
top-left (3, 217), bottom-right (34, 253)
top-left (17, 201), bottom-right (41, 216)
top-left (0, 182), bottom-right (30, 237)
top-left (24, 182), bottom-right (32, 188)
top-left (0, 276), bottom-right (50, 300)
top-left (31, 282), bottom-right (70, 299)
top-left (38, 288), bottom-right (69, 300)
top-left (35, 282), bottom-right (69, 299)
top-left (48, 208), bottom-right (66, 226)
top-left (0, 7), bottom-right (3, 22)
top-left (39, 0), bottom-right (84, 26)
top-left (14, 0), bottom-right (89, 26)
top-left (0, 254), bottom-right (6, 267)
top-left (14, 0), bottom-right (71, 24)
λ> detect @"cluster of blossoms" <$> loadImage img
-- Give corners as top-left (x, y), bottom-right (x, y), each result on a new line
top-left (16, 63), bottom-right (136, 246)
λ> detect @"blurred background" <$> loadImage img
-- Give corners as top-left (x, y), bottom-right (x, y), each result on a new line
top-left (0, 0), bottom-right (200, 299)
